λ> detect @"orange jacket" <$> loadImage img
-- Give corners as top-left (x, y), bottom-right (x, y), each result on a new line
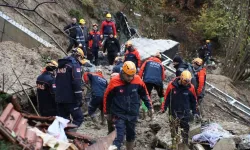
top-left (139, 57), bottom-right (165, 83)
top-left (194, 67), bottom-right (206, 98)
top-left (103, 74), bottom-right (152, 117)
top-left (124, 49), bottom-right (141, 68)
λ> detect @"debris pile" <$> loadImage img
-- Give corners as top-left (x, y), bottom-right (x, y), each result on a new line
top-left (0, 103), bottom-right (116, 150)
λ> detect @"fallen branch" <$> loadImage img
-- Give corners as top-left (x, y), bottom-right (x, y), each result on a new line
top-left (12, 68), bottom-right (40, 116)
top-left (0, 0), bottom-right (57, 11)
top-left (2, 0), bottom-right (67, 56)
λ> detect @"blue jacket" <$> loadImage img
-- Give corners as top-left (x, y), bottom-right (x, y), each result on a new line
top-left (174, 62), bottom-right (190, 77)
top-left (104, 74), bottom-right (153, 119)
top-left (161, 78), bottom-right (197, 117)
top-left (55, 56), bottom-right (82, 104)
top-left (83, 72), bottom-right (108, 97)
top-left (36, 71), bottom-right (57, 116)
top-left (112, 61), bottom-right (123, 73)
top-left (139, 57), bottom-right (165, 85)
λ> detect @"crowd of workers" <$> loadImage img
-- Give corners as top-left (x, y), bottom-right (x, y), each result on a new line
top-left (63, 13), bottom-right (119, 66)
top-left (36, 13), bottom-right (208, 150)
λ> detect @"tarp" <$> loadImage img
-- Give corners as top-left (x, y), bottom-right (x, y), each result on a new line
top-left (128, 38), bottom-right (179, 61)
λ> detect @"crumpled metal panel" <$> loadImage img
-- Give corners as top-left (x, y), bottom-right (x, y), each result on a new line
top-left (0, 103), bottom-right (43, 150)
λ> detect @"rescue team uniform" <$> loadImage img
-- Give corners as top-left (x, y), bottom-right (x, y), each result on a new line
top-left (55, 56), bottom-right (84, 127)
top-left (112, 61), bottom-right (123, 73)
top-left (36, 71), bottom-right (57, 116)
top-left (88, 30), bottom-right (102, 65)
top-left (124, 49), bottom-right (141, 68)
top-left (191, 67), bottom-right (206, 102)
top-left (100, 20), bottom-right (117, 37)
top-left (139, 56), bottom-right (165, 98)
top-left (161, 77), bottom-right (197, 143)
top-left (83, 72), bottom-right (108, 116)
top-left (103, 74), bottom-right (152, 149)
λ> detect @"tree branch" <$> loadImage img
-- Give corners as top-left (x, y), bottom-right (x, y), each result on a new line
top-left (0, 0), bottom-right (57, 11)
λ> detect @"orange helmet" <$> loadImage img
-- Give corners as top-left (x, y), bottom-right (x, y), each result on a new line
top-left (125, 41), bottom-right (132, 47)
top-left (45, 60), bottom-right (58, 71)
top-left (192, 58), bottom-right (203, 66)
top-left (122, 61), bottom-right (136, 75)
top-left (180, 70), bottom-right (192, 85)
top-left (155, 52), bottom-right (161, 58)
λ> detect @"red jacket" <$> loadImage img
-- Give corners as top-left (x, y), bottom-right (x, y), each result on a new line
top-left (194, 67), bottom-right (206, 98)
top-left (124, 49), bottom-right (141, 68)
top-left (100, 20), bottom-right (117, 36)
top-left (161, 78), bottom-right (197, 116)
top-left (139, 57), bottom-right (165, 85)
top-left (88, 30), bottom-right (102, 49)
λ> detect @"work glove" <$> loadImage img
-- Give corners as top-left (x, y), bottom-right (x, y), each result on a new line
top-left (104, 114), bottom-right (112, 121)
top-left (160, 97), bottom-right (164, 104)
top-left (141, 102), bottom-right (148, 112)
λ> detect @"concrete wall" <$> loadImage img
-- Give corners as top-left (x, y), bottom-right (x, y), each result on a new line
top-left (0, 11), bottom-right (53, 49)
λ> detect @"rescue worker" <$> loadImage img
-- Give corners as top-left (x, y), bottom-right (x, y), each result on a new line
top-left (124, 41), bottom-right (141, 70)
top-left (172, 55), bottom-right (189, 77)
top-left (76, 19), bottom-right (88, 55)
top-left (161, 70), bottom-right (198, 145)
top-left (104, 61), bottom-right (154, 150)
top-left (100, 13), bottom-right (117, 41)
top-left (64, 17), bottom-right (78, 53)
top-left (112, 57), bottom-right (123, 73)
top-left (139, 52), bottom-right (165, 103)
top-left (198, 40), bottom-right (212, 65)
top-left (103, 32), bottom-right (120, 65)
top-left (55, 48), bottom-right (85, 127)
top-left (139, 52), bottom-right (165, 120)
top-left (88, 23), bottom-right (102, 65)
top-left (191, 58), bottom-right (206, 105)
top-left (36, 60), bottom-right (58, 117)
top-left (83, 69), bottom-right (108, 128)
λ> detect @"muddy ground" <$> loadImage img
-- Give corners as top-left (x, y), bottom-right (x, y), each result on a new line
top-left (79, 66), bottom-right (250, 150)
top-left (1, 41), bottom-right (250, 150)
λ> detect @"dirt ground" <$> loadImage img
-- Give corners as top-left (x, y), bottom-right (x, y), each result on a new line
top-left (78, 65), bottom-right (250, 150)
top-left (1, 40), bottom-right (250, 149)
top-left (0, 41), bottom-right (64, 94)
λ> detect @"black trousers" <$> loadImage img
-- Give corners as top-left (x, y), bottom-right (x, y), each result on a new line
top-left (107, 53), bottom-right (117, 65)
top-left (145, 82), bottom-right (164, 97)
top-left (66, 38), bottom-right (78, 53)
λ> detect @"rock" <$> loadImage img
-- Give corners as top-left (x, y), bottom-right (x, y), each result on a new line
top-left (156, 127), bottom-right (172, 148)
top-left (212, 138), bottom-right (236, 150)
top-left (178, 143), bottom-right (190, 150)
top-left (219, 122), bottom-right (250, 135)
top-left (149, 122), bottom-right (161, 133)
top-left (189, 124), bottom-right (201, 138)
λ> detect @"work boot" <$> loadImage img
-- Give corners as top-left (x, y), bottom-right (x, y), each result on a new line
top-left (126, 141), bottom-right (134, 150)
top-left (100, 111), bottom-right (106, 125)
top-left (91, 117), bottom-right (101, 129)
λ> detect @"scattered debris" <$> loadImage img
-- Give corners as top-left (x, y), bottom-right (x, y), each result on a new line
top-left (0, 103), bottom-right (116, 150)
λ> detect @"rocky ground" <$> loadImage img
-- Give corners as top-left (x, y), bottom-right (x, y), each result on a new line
top-left (1, 41), bottom-right (250, 149)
